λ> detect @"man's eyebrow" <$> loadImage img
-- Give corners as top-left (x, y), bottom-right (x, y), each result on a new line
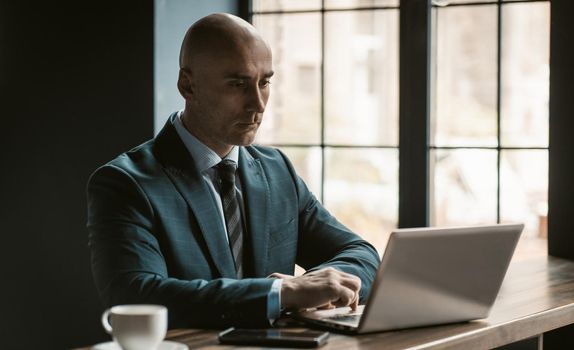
top-left (224, 71), bottom-right (275, 79)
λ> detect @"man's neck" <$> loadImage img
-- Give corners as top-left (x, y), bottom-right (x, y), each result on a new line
top-left (180, 111), bottom-right (233, 158)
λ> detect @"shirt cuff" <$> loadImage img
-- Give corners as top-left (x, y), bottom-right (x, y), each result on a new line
top-left (267, 278), bottom-right (283, 323)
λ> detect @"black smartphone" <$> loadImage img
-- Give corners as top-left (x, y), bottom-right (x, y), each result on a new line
top-left (218, 328), bottom-right (330, 348)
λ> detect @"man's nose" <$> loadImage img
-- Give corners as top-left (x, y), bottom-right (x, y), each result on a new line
top-left (246, 86), bottom-right (266, 113)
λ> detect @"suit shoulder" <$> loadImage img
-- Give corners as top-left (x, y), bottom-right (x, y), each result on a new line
top-left (243, 145), bottom-right (298, 181)
top-left (244, 144), bottom-right (287, 163)
top-left (90, 139), bottom-right (160, 181)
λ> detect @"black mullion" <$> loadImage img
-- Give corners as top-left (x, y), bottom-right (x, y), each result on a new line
top-left (320, 0), bottom-right (326, 203)
top-left (429, 4), bottom-right (439, 226)
top-left (430, 146), bottom-right (548, 150)
top-left (496, 0), bottom-right (502, 223)
top-left (501, 0), bottom-right (549, 3)
top-left (239, 0), bottom-right (252, 21)
top-left (430, 0), bottom-right (548, 8)
top-left (252, 6), bottom-right (399, 15)
top-left (248, 0), bottom-right (549, 13)
top-left (252, 9), bottom-right (321, 15)
top-left (268, 144), bottom-right (400, 149)
top-left (399, 0), bottom-right (431, 228)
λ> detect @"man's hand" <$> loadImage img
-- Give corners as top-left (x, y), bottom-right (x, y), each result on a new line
top-left (274, 267), bottom-right (361, 311)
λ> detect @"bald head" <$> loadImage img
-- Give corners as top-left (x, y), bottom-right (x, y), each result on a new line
top-left (176, 13), bottom-right (273, 157)
top-left (179, 13), bottom-right (268, 70)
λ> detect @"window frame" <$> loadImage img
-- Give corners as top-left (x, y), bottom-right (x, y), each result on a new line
top-left (242, 0), bottom-right (554, 234)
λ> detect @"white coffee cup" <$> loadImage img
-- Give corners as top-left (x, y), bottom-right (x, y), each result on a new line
top-left (101, 304), bottom-right (167, 350)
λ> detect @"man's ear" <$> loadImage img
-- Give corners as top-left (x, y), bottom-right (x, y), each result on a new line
top-left (177, 68), bottom-right (194, 100)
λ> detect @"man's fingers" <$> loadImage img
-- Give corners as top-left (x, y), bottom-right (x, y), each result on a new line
top-left (329, 274), bottom-right (361, 308)
top-left (317, 302), bottom-right (335, 310)
top-left (321, 268), bottom-right (361, 293)
top-left (343, 276), bottom-right (360, 310)
top-left (339, 275), bottom-right (361, 293)
top-left (350, 291), bottom-right (359, 310)
top-left (318, 270), bottom-right (361, 308)
top-left (280, 268), bottom-right (362, 310)
top-left (329, 284), bottom-right (357, 308)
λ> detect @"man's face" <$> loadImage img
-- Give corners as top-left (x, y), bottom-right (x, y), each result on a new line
top-left (186, 39), bottom-right (273, 155)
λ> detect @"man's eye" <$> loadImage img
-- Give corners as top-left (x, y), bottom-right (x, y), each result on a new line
top-left (231, 80), bottom-right (246, 88)
top-left (261, 80), bottom-right (271, 87)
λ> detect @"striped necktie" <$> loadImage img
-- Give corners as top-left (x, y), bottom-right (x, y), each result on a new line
top-left (216, 159), bottom-right (244, 278)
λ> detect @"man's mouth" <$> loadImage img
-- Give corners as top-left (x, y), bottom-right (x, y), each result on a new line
top-left (237, 121), bottom-right (261, 127)
top-left (236, 122), bottom-right (260, 130)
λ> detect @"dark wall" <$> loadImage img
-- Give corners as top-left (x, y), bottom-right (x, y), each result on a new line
top-left (548, 1), bottom-right (574, 261)
top-left (0, 1), bottom-right (154, 349)
top-left (547, 1), bottom-right (574, 347)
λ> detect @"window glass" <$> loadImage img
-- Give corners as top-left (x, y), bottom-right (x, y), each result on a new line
top-left (252, 0), bottom-right (321, 12)
top-left (434, 0), bottom-right (542, 4)
top-left (501, 2), bottom-right (549, 147)
top-left (275, 146), bottom-right (323, 198)
top-left (430, 1), bottom-right (549, 235)
top-left (252, 1), bottom-right (549, 249)
top-left (325, 10), bottom-right (399, 146)
top-left (253, 14), bottom-right (322, 145)
top-left (324, 148), bottom-right (398, 254)
top-left (432, 5), bottom-right (498, 147)
top-left (440, 0), bottom-right (495, 4)
top-left (500, 150), bottom-right (548, 238)
top-left (430, 149), bottom-right (498, 226)
top-left (325, 0), bottom-right (399, 9)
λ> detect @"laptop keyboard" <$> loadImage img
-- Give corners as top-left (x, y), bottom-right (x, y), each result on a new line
top-left (325, 313), bottom-right (361, 323)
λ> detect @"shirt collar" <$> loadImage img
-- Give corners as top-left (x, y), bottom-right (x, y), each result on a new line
top-left (172, 111), bottom-right (239, 173)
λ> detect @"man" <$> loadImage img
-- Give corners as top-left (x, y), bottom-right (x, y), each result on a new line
top-left (87, 13), bottom-right (379, 328)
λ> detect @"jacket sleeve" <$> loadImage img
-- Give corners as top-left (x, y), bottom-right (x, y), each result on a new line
top-left (276, 150), bottom-right (381, 302)
top-left (87, 164), bottom-right (274, 328)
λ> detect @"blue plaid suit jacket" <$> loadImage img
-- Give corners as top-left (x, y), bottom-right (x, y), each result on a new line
top-left (87, 116), bottom-right (379, 328)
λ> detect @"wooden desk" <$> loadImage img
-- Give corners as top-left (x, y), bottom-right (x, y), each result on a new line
top-left (79, 238), bottom-right (574, 349)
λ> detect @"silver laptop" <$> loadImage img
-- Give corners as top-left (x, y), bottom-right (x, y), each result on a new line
top-left (294, 223), bottom-right (523, 334)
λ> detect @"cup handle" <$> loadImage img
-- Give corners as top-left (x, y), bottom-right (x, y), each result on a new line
top-left (101, 309), bottom-right (113, 334)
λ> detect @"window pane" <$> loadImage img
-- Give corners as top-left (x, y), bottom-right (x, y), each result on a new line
top-left (325, 0), bottom-right (399, 9)
top-left (430, 149), bottom-right (498, 226)
top-left (440, 0), bottom-right (495, 4)
top-left (253, 14), bottom-right (322, 145)
top-left (324, 148), bottom-right (398, 254)
top-left (501, 2), bottom-right (549, 147)
top-left (500, 150), bottom-right (548, 238)
top-left (252, 0), bottom-right (321, 12)
top-left (432, 5), bottom-right (498, 147)
top-left (325, 10), bottom-right (399, 146)
top-left (435, 0), bottom-right (548, 3)
top-left (276, 146), bottom-right (322, 199)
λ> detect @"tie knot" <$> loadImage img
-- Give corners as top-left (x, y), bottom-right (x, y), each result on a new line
top-left (216, 159), bottom-right (237, 184)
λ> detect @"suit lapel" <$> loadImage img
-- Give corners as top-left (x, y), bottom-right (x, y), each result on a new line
top-left (155, 117), bottom-right (236, 278)
top-left (239, 148), bottom-right (269, 277)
